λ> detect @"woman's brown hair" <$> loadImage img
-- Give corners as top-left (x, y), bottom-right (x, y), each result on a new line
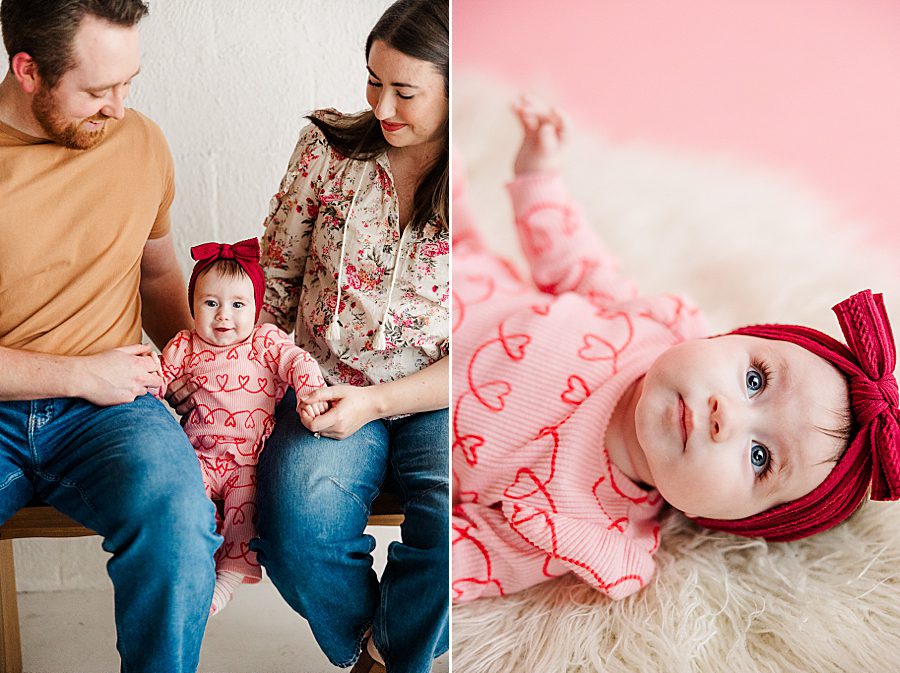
top-left (308, 0), bottom-right (448, 228)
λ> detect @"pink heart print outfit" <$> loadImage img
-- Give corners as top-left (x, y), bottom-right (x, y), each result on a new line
top-left (159, 322), bottom-right (326, 581)
top-left (452, 171), bottom-right (708, 603)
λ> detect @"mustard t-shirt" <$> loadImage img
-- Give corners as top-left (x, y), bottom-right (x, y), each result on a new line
top-left (0, 109), bottom-right (174, 356)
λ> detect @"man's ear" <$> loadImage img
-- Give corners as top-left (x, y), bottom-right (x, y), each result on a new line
top-left (10, 52), bottom-right (41, 94)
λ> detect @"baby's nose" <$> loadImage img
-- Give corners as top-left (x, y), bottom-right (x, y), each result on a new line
top-left (709, 396), bottom-right (730, 441)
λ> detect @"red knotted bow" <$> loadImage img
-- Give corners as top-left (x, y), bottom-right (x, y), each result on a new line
top-left (187, 238), bottom-right (265, 321)
top-left (693, 290), bottom-right (900, 541)
top-left (835, 292), bottom-right (900, 499)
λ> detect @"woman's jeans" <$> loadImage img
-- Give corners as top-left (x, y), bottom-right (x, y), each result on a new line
top-left (254, 389), bottom-right (449, 673)
top-left (0, 395), bottom-right (220, 673)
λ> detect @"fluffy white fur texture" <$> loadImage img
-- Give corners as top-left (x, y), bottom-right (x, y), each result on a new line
top-left (452, 73), bottom-right (900, 673)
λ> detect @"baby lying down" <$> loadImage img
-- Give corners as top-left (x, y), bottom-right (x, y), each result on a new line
top-left (451, 99), bottom-right (899, 603)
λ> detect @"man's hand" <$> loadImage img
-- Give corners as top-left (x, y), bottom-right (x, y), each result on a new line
top-left (163, 372), bottom-right (199, 418)
top-left (299, 385), bottom-right (380, 440)
top-left (76, 344), bottom-right (163, 406)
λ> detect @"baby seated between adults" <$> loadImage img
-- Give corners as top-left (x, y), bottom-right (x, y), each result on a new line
top-left (157, 238), bottom-right (327, 614)
top-left (451, 99), bottom-right (900, 603)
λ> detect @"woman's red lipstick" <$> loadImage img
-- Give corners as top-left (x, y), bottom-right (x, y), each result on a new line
top-left (381, 120), bottom-right (406, 133)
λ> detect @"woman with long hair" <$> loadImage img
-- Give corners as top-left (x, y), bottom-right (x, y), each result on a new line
top-left (251, 2), bottom-right (448, 671)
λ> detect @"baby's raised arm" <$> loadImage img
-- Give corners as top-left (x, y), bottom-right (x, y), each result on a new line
top-left (509, 98), bottom-right (637, 304)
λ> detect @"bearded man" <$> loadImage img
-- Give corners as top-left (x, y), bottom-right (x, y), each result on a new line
top-left (0, 2), bottom-right (219, 671)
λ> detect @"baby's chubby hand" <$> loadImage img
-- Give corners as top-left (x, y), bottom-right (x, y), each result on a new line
top-left (298, 400), bottom-right (329, 426)
top-left (512, 96), bottom-right (567, 176)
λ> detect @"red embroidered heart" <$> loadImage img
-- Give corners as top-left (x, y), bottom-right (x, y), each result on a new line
top-left (561, 375), bottom-right (590, 405)
top-left (530, 304), bottom-right (550, 316)
top-left (578, 334), bottom-right (616, 361)
top-left (473, 380), bottom-right (511, 411)
top-left (257, 377), bottom-right (268, 390)
top-left (224, 415), bottom-right (237, 427)
top-left (452, 578), bottom-right (503, 602)
top-left (238, 375), bottom-right (250, 389)
top-left (226, 348), bottom-right (240, 360)
top-left (500, 333), bottom-right (530, 360)
top-left (504, 469), bottom-right (554, 509)
top-left (454, 434), bottom-right (484, 466)
top-left (244, 414), bottom-right (256, 429)
top-left (193, 375), bottom-right (207, 388)
top-left (521, 223), bottom-right (551, 258)
top-left (216, 374), bottom-right (229, 390)
top-left (507, 502), bottom-right (551, 529)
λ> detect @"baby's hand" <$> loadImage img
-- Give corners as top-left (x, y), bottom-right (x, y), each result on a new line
top-left (512, 96), bottom-right (566, 176)
top-left (298, 401), bottom-right (329, 426)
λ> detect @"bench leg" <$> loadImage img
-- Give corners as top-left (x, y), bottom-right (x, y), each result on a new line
top-left (0, 539), bottom-right (23, 673)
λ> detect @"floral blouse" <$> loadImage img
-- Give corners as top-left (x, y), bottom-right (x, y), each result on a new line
top-left (260, 120), bottom-right (449, 387)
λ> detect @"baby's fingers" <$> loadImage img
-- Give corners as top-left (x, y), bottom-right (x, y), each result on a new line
top-left (512, 96), bottom-right (540, 133)
top-left (548, 107), bottom-right (567, 139)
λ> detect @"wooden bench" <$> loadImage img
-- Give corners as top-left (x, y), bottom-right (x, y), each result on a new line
top-left (0, 495), bottom-right (403, 673)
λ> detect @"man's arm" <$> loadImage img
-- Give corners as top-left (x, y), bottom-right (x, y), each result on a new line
top-left (140, 233), bottom-right (193, 350)
top-left (0, 344), bottom-right (162, 405)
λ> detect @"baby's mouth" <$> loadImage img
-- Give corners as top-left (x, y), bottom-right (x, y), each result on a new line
top-left (679, 395), bottom-right (693, 450)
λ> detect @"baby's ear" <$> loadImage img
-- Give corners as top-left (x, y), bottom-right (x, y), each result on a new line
top-left (682, 512), bottom-right (697, 519)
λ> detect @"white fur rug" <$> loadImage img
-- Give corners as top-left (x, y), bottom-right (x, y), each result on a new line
top-left (452, 73), bottom-right (900, 673)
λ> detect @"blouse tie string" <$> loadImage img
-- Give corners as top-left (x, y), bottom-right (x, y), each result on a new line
top-left (326, 160), bottom-right (369, 344)
top-left (373, 224), bottom-right (410, 351)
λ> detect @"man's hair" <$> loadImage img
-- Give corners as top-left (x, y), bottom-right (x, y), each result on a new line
top-left (1, 0), bottom-right (149, 87)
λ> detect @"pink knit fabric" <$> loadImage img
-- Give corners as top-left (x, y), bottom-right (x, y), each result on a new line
top-left (452, 173), bottom-right (707, 603)
top-left (160, 323), bottom-right (325, 464)
top-left (159, 322), bottom-right (326, 581)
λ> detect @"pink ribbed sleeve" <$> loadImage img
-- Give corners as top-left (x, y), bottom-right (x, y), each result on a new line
top-left (452, 171), bottom-right (707, 604)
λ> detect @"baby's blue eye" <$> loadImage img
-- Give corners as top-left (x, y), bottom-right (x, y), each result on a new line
top-left (233, 302), bottom-right (244, 309)
top-left (204, 300), bottom-right (217, 308)
top-left (750, 443), bottom-right (769, 474)
top-left (746, 368), bottom-right (764, 396)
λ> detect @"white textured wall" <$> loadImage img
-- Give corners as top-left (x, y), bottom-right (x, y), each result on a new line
top-left (2, 0), bottom-right (393, 591)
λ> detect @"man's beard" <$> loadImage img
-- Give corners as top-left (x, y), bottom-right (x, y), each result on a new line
top-left (32, 85), bottom-right (109, 150)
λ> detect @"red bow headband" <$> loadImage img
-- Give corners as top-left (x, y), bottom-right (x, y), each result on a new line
top-left (188, 238), bottom-right (265, 322)
top-left (693, 290), bottom-right (899, 542)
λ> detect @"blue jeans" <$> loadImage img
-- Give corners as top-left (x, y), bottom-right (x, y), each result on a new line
top-left (253, 389), bottom-right (449, 673)
top-left (0, 395), bottom-right (220, 673)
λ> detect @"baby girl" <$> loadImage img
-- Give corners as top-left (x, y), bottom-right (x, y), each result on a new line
top-left (158, 238), bottom-right (327, 614)
top-left (451, 100), bottom-right (900, 603)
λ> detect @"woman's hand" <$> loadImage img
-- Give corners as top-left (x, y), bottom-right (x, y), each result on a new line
top-left (299, 385), bottom-right (380, 440)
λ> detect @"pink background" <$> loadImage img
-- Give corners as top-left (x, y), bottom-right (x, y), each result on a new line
top-left (454, 0), bottom-right (900, 250)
